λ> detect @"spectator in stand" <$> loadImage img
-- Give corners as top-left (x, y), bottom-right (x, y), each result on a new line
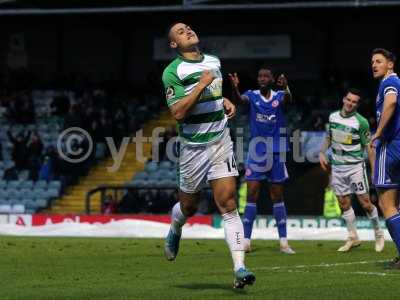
top-left (113, 108), bottom-right (127, 146)
top-left (3, 166), bottom-right (18, 180)
top-left (90, 120), bottom-right (104, 144)
top-left (6, 91), bottom-right (34, 124)
top-left (312, 114), bottom-right (325, 131)
top-left (118, 190), bottom-right (144, 213)
top-left (51, 94), bottom-right (70, 117)
top-left (82, 105), bottom-right (96, 133)
top-left (102, 194), bottom-right (118, 214)
top-left (7, 129), bottom-right (31, 170)
top-left (39, 156), bottom-right (53, 181)
top-left (369, 116), bottom-right (377, 133)
top-left (63, 105), bottom-right (82, 129)
top-left (27, 131), bottom-right (43, 180)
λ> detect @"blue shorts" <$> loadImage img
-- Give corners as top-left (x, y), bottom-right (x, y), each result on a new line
top-left (374, 140), bottom-right (400, 188)
top-left (245, 152), bottom-right (289, 183)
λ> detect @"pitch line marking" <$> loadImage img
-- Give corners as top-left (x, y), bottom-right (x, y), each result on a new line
top-left (270, 269), bottom-right (399, 277)
top-left (252, 259), bottom-right (390, 272)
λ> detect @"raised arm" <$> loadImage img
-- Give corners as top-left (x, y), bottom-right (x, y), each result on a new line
top-left (276, 74), bottom-right (292, 104)
top-left (228, 73), bottom-right (249, 105)
top-left (163, 70), bottom-right (214, 121)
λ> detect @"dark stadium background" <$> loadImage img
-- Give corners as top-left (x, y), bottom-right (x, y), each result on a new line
top-left (0, 0), bottom-right (399, 216)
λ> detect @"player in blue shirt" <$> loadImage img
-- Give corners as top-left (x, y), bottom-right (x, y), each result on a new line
top-left (229, 67), bottom-right (295, 254)
top-left (371, 48), bottom-right (400, 268)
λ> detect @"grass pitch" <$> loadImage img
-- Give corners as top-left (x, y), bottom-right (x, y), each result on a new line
top-left (0, 237), bottom-right (399, 300)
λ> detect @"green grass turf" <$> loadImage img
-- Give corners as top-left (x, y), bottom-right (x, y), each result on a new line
top-left (0, 237), bottom-right (399, 300)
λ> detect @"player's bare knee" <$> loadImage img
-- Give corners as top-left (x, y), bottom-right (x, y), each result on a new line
top-left (270, 193), bottom-right (283, 203)
top-left (218, 197), bottom-right (237, 213)
top-left (270, 184), bottom-right (284, 202)
top-left (181, 202), bottom-right (198, 217)
top-left (378, 199), bottom-right (390, 215)
top-left (339, 202), bottom-right (351, 211)
top-left (360, 202), bottom-right (373, 213)
top-left (247, 190), bottom-right (259, 203)
top-left (270, 190), bottom-right (284, 203)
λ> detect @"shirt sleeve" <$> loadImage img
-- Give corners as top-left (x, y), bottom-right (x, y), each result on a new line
top-left (383, 79), bottom-right (399, 98)
top-left (358, 116), bottom-right (371, 146)
top-left (276, 90), bottom-right (286, 103)
top-left (242, 90), bottom-right (253, 102)
top-left (162, 70), bottom-right (186, 107)
top-left (327, 114), bottom-right (332, 139)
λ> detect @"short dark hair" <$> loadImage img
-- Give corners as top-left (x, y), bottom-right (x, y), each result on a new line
top-left (372, 48), bottom-right (397, 63)
top-left (347, 88), bottom-right (362, 99)
top-left (258, 65), bottom-right (273, 75)
top-left (166, 21), bottom-right (186, 42)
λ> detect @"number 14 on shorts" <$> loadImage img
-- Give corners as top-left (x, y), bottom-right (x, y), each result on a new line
top-left (226, 155), bottom-right (237, 172)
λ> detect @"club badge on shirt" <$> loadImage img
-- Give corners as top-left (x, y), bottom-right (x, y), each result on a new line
top-left (166, 86), bottom-right (175, 100)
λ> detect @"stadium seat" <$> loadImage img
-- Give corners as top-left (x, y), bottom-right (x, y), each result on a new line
top-left (26, 124), bottom-right (37, 131)
top-left (131, 179), bottom-right (148, 188)
top-left (7, 198), bottom-right (19, 205)
top-left (35, 198), bottom-right (48, 208)
top-left (4, 160), bottom-right (15, 170)
top-left (2, 152), bottom-right (12, 161)
top-left (133, 171), bottom-right (148, 181)
top-left (137, 188), bottom-right (148, 197)
top-left (20, 188), bottom-right (32, 196)
top-left (0, 204), bottom-right (11, 213)
top-left (20, 180), bottom-right (34, 189)
top-left (148, 172), bottom-right (160, 181)
top-left (158, 170), bottom-right (170, 179)
top-left (0, 181), bottom-right (6, 189)
top-left (95, 143), bottom-right (107, 160)
top-left (6, 188), bottom-right (21, 199)
top-left (25, 200), bottom-right (38, 210)
top-left (48, 180), bottom-right (61, 190)
top-left (168, 178), bottom-right (177, 186)
top-left (164, 188), bottom-right (176, 197)
top-left (38, 124), bottom-right (49, 131)
top-left (145, 162), bottom-right (158, 173)
top-left (20, 198), bottom-right (34, 205)
top-left (11, 204), bottom-right (25, 214)
top-left (166, 170), bottom-right (177, 180)
top-left (48, 123), bottom-right (61, 131)
top-left (46, 188), bottom-right (59, 198)
top-left (156, 179), bottom-right (174, 188)
top-left (1, 124), bottom-right (10, 131)
top-left (159, 161), bottom-right (173, 170)
top-left (32, 188), bottom-right (47, 199)
top-left (35, 180), bottom-right (48, 189)
top-left (0, 189), bottom-right (8, 200)
top-left (7, 180), bottom-right (21, 189)
top-left (25, 208), bottom-right (37, 214)
top-left (18, 170), bottom-right (30, 181)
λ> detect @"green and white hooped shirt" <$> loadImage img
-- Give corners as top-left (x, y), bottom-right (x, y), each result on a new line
top-left (162, 53), bottom-right (227, 145)
top-left (328, 110), bottom-right (371, 165)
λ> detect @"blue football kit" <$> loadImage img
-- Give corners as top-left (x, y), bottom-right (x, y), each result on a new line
top-left (244, 89), bottom-right (289, 183)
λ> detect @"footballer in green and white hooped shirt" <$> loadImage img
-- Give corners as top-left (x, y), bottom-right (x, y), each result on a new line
top-left (162, 22), bottom-right (255, 289)
top-left (319, 88), bottom-right (384, 253)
